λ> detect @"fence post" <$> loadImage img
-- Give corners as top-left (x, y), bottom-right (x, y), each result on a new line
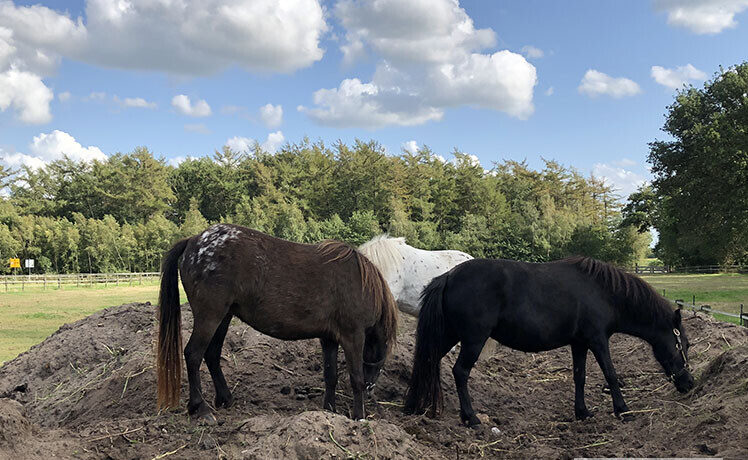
top-left (58, 276), bottom-right (61, 290)
top-left (692, 295), bottom-right (695, 306)
top-left (741, 304), bottom-right (744, 327)
top-left (43, 276), bottom-right (46, 290)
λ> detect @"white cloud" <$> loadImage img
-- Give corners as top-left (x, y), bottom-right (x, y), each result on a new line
top-left (226, 132), bottom-right (285, 154)
top-left (0, 149), bottom-right (46, 170)
top-left (302, 0), bottom-right (537, 128)
top-left (57, 91), bottom-right (71, 102)
top-left (184, 123), bottom-right (210, 134)
top-left (167, 155), bottom-right (187, 167)
top-left (593, 163), bottom-right (648, 198)
top-left (259, 103), bottom-right (283, 128)
top-left (300, 77), bottom-right (444, 128)
top-left (226, 136), bottom-right (256, 153)
top-left (0, 0), bottom-right (327, 124)
top-left (545, 86), bottom-right (554, 96)
top-left (115, 95), bottom-right (156, 109)
top-left (654, 0), bottom-right (748, 34)
top-left (402, 140), bottom-right (418, 154)
top-left (2, 130), bottom-right (106, 170)
top-left (0, 68), bottom-right (53, 123)
top-left (0, 0), bottom-right (327, 75)
top-left (29, 129), bottom-right (106, 163)
top-left (578, 70), bottom-right (641, 99)
top-left (261, 131), bottom-right (285, 153)
top-left (172, 95), bottom-right (211, 117)
top-left (521, 45), bottom-right (544, 59)
top-left (651, 64), bottom-right (707, 89)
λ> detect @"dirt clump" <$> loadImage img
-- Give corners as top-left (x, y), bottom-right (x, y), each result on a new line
top-left (0, 302), bottom-right (746, 459)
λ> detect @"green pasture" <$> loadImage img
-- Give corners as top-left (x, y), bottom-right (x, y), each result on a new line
top-left (641, 273), bottom-right (748, 315)
top-left (0, 280), bottom-right (173, 365)
top-left (0, 273), bottom-right (745, 366)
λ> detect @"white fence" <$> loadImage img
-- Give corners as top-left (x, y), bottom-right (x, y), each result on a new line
top-left (0, 272), bottom-right (160, 291)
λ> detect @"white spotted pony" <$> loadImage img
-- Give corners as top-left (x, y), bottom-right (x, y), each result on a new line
top-left (359, 235), bottom-right (473, 316)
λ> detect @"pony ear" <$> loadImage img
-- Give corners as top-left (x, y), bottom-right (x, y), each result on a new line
top-left (673, 308), bottom-right (682, 325)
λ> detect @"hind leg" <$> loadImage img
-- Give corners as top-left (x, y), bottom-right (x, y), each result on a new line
top-left (184, 303), bottom-right (229, 421)
top-left (453, 338), bottom-right (486, 427)
top-left (204, 313), bottom-right (233, 409)
top-left (320, 338), bottom-right (339, 412)
top-left (571, 342), bottom-right (592, 420)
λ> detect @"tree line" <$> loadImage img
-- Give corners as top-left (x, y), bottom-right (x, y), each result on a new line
top-left (0, 139), bottom-right (650, 274)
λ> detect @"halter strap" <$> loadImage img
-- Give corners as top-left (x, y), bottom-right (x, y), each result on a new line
top-left (670, 328), bottom-right (691, 380)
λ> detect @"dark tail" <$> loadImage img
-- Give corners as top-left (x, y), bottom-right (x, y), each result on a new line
top-left (157, 237), bottom-right (190, 409)
top-left (403, 272), bottom-right (449, 416)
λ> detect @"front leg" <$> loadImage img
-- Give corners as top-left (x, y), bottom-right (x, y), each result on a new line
top-left (571, 342), bottom-right (592, 420)
top-left (320, 338), bottom-right (339, 412)
top-left (341, 332), bottom-right (366, 420)
top-left (589, 337), bottom-right (629, 417)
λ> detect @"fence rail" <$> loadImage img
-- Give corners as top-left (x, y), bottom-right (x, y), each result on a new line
top-left (632, 264), bottom-right (748, 274)
top-left (0, 272), bottom-right (160, 291)
top-left (673, 299), bottom-right (747, 326)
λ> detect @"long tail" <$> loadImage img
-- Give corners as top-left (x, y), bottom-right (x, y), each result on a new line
top-left (403, 272), bottom-right (449, 416)
top-left (157, 237), bottom-right (190, 409)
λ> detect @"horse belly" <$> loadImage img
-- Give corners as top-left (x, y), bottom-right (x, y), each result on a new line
top-left (232, 300), bottom-right (326, 341)
top-left (492, 313), bottom-right (572, 353)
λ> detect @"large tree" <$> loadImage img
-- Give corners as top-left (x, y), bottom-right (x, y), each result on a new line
top-left (647, 63), bottom-right (748, 265)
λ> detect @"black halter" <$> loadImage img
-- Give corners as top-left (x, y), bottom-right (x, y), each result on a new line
top-left (670, 328), bottom-right (691, 381)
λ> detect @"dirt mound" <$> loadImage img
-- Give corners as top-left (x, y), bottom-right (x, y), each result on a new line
top-left (236, 411), bottom-right (437, 459)
top-left (0, 398), bottom-right (30, 448)
top-left (0, 302), bottom-right (747, 459)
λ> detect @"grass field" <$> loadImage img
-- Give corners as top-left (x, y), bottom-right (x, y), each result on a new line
top-left (0, 273), bottom-right (745, 365)
top-left (641, 273), bottom-right (748, 317)
top-left (0, 281), bottom-right (164, 365)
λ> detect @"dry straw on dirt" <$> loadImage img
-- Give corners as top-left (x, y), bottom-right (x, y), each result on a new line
top-left (1, 302), bottom-right (746, 459)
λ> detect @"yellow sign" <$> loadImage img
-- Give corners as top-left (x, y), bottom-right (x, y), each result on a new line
top-left (9, 258), bottom-right (20, 268)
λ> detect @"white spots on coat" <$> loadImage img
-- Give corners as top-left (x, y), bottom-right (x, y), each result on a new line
top-left (196, 224), bottom-right (243, 270)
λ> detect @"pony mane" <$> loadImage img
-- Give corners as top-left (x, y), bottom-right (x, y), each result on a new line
top-left (358, 234), bottom-right (407, 278)
top-left (562, 256), bottom-right (674, 324)
top-left (317, 240), bottom-right (398, 355)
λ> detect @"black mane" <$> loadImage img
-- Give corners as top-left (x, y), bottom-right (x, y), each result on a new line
top-left (561, 256), bottom-right (674, 324)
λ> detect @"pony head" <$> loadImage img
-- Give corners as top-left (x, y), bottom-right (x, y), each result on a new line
top-left (651, 309), bottom-right (694, 393)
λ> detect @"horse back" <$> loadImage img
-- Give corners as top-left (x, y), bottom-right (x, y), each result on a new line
top-left (443, 259), bottom-right (616, 352)
top-left (180, 224), bottom-right (378, 340)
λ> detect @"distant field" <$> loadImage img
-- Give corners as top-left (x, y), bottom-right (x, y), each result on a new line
top-left (641, 273), bottom-right (748, 321)
top-left (0, 281), bottom-right (168, 365)
top-left (0, 272), bottom-right (745, 365)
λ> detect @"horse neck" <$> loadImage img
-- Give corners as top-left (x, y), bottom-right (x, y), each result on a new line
top-left (613, 309), bottom-right (664, 345)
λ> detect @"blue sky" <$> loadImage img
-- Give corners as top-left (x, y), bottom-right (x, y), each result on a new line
top-left (1, 0), bottom-right (747, 198)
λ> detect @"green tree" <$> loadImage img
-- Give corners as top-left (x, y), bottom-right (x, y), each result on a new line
top-left (648, 63), bottom-right (748, 265)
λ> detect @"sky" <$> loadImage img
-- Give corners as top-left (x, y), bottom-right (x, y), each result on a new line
top-left (1, 0), bottom-right (747, 199)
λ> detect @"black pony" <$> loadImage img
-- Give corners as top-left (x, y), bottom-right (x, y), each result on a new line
top-left (404, 257), bottom-right (694, 426)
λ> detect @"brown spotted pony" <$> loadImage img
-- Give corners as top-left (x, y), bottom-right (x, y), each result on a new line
top-left (157, 224), bottom-right (398, 422)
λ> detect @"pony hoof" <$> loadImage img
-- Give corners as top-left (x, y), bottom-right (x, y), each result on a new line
top-left (575, 409), bottom-right (593, 420)
top-left (215, 395), bottom-right (234, 409)
top-left (191, 406), bottom-right (217, 425)
top-left (462, 415), bottom-right (481, 428)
